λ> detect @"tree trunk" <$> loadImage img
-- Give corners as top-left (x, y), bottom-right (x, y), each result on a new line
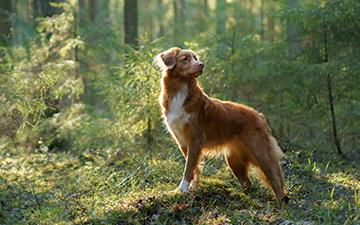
top-left (267, 7), bottom-right (275, 41)
top-left (146, 72), bottom-right (153, 151)
top-left (286, 0), bottom-right (301, 57)
top-left (156, 0), bottom-right (164, 37)
top-left (88, 0), bottom-right (96, 22)
top-left (33, 0), bottom-right (63, 18)
top-left (173, 0), bottom-right (185, 46)
top-left (13, 0), bottom-right (34, 59)
top-left (79, 0), bottom-right (87, 25)
top-left (216, 0), bottom-right (227, 58)
top-left (72, 1), bottom-right (80, 105)
top-left (265, 1), bottom-right (276, 41)
top-left (143, 1), bottom-right (154, 40)
top-left (88, 0), bottom-right (112, 34)
top-left (197, 0), bottom-right (208, 33)
top-left (0, 0), bottom-right (12, 46)
top-left (260, 0), bottom-right (264, 39)
top-left (216, 0), bottom-right (227, 35)
top-left (323, 29), bottom-right (342, 155)
top-left (124, 0), bottom-right (138, 47)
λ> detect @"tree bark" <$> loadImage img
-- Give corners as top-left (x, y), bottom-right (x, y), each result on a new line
top-left (156, 0), bottom-right (164, 37)
top-left (124, 0), bottom-right (138, 47)
top-left (0, 0), bottom-right (12, 46)
top-left (215, 0), bottom-right (227, 58)
top-left (260, 0), bottom-right (264, 39)
top-left (33, 0), bottom-right (63, 18)
top-left (216, 0), bottom-right (227, 35)
top-left (72, 1), bottom-right (80, 105)
top-left (87, 0), bottom-right (111, 32)
top-left (323, 29), bottom-right (342, 155)
top-left (197, 0), bottom-right (208, 33)
top-left (286, 0), bottom-right (301, 57)
top-left (267, 2), bottom-right (275, 41)
top-left (79, 0), bottom-right (87, 25)
top-left (88, 0), bottom-right (96, 22)
top-left (173, 0), bottom-right (185, 46)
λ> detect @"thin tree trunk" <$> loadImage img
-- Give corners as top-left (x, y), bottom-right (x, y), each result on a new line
top-left (204, 0), bottom-right (208, 8)
top-left (260, 0), bottom-right (264, 39)
top-left (14, 0), bottom-right (34, 59)
top-left (0, 0), bottom-right (12, 46)
top-left (287, 0), bottom-right (301, 56)
top-left (146, 72), bottom-right (152, 151)
top-left (124, 0), bottom-right (138, 47)
top-left (216, 0), bottom-right (227, 35)
top-left (147, 116), bottom-right (152, 151)
top-left (327, 73), bottom-right (342, 155)
top-left (215, 0), bottom-right (227, 58)
top-left (79, 0), bottom-right (87, 25)
top-left (73, 4), bottom-right (80, 104)
top-left (33, 0), bottom-right (63, 18)
top-left (173, 0), bottom-right (185, 46)
top-left (89, 0), bottom-right (96, 22)
top-left (267, 2), bottom-right (275, 41)
top-left (197, 0), bottom-right (208, 33)
top-left (323, 29), bottom-right (342, 155)
top-left (157, 0), bottom-right (164, 37)
top-left (144, 1), bottom-right (154, 40)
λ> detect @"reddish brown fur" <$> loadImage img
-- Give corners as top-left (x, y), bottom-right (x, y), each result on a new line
top-left (156, 47), bottom-right (288, 201)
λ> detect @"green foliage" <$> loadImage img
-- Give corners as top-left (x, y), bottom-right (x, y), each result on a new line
top-left (99, 42), bottom-right (162, 150)
top-left (0, 2), bottom-right (84, 150)
top-left (2, 0), bottom-right (359, 156)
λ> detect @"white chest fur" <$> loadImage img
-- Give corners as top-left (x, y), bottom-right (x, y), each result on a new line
top-left (165, 85), bottom-right (191, 145)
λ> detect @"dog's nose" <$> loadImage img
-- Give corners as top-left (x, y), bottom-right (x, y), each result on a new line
top-left (199, 62), bottom-right (205, 69)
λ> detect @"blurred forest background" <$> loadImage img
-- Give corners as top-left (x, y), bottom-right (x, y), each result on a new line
top-left (0, 0), bottom-right (359, 224)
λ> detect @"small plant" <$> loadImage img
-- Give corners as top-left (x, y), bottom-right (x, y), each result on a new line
top-left (355, 190), bottom-right (360, 207)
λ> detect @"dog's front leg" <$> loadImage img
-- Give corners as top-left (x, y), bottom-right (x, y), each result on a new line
top-left (179, 142), bottom-right (201, 192)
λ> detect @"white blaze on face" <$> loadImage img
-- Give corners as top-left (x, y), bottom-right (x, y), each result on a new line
top-left (166, 84), bottom-right (191, 145)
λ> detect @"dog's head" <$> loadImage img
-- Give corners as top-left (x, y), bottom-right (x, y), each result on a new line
top-left (155, 47), bottom-right (204, 78)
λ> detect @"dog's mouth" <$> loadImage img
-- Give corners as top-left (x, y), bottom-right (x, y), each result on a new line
top-left (194, 69), bottom-right (203, 78)
top-left (181, 68), bottom-right (204, 78)
top-left (190, 68), bottom-right (204, 78)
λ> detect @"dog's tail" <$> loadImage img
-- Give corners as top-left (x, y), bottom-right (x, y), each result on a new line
top-left (269, 135), bottom-right (284, 160)
top-left (258, 112), bottom-right (284, 160)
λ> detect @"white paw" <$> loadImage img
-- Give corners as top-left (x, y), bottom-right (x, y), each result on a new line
top-left (178, 179), bottom-right (190, 193)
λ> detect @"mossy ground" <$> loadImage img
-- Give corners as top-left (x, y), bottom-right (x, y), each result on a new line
top-left (0, 147), bottom-right (359, 224)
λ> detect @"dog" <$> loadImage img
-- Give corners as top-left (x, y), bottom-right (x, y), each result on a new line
top-left (155, 47), bottom-right (288, 202)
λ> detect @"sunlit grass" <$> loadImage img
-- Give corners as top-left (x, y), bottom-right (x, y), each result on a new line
top-left (0, 149), bottom-right (359, 224)
top-left (326, 171), bottom-right (360, 190)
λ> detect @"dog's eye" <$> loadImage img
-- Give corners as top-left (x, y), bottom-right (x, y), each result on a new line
top-left (182, 56), bottom-right (188, 61)
top-left (194, 56), bottom-right (198, 61)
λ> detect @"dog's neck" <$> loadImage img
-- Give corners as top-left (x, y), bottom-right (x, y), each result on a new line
top-left (160, 69), bottom-right (205, 115)
top-left (163, 68), bottom-right (193, 88)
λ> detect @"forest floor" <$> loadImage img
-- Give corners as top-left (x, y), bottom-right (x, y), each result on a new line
top-left (0, 146), bottom-right (359, 225)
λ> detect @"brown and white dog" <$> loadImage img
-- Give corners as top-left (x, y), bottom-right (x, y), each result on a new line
top-left (155, 47), bottom-right (288, 202)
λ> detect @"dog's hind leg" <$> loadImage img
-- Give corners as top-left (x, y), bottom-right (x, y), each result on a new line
top-left (250, 139), bottom-right (287, 201)
top-left (225, 146), bottom-right (252, 192)
top-left (189, 165), bottom-right (201, 191)
top-left (257, 159), bottom-right (286, 201)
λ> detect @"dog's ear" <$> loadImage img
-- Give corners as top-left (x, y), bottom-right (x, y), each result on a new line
top-left (155, 47), bottom-right (181, 70)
